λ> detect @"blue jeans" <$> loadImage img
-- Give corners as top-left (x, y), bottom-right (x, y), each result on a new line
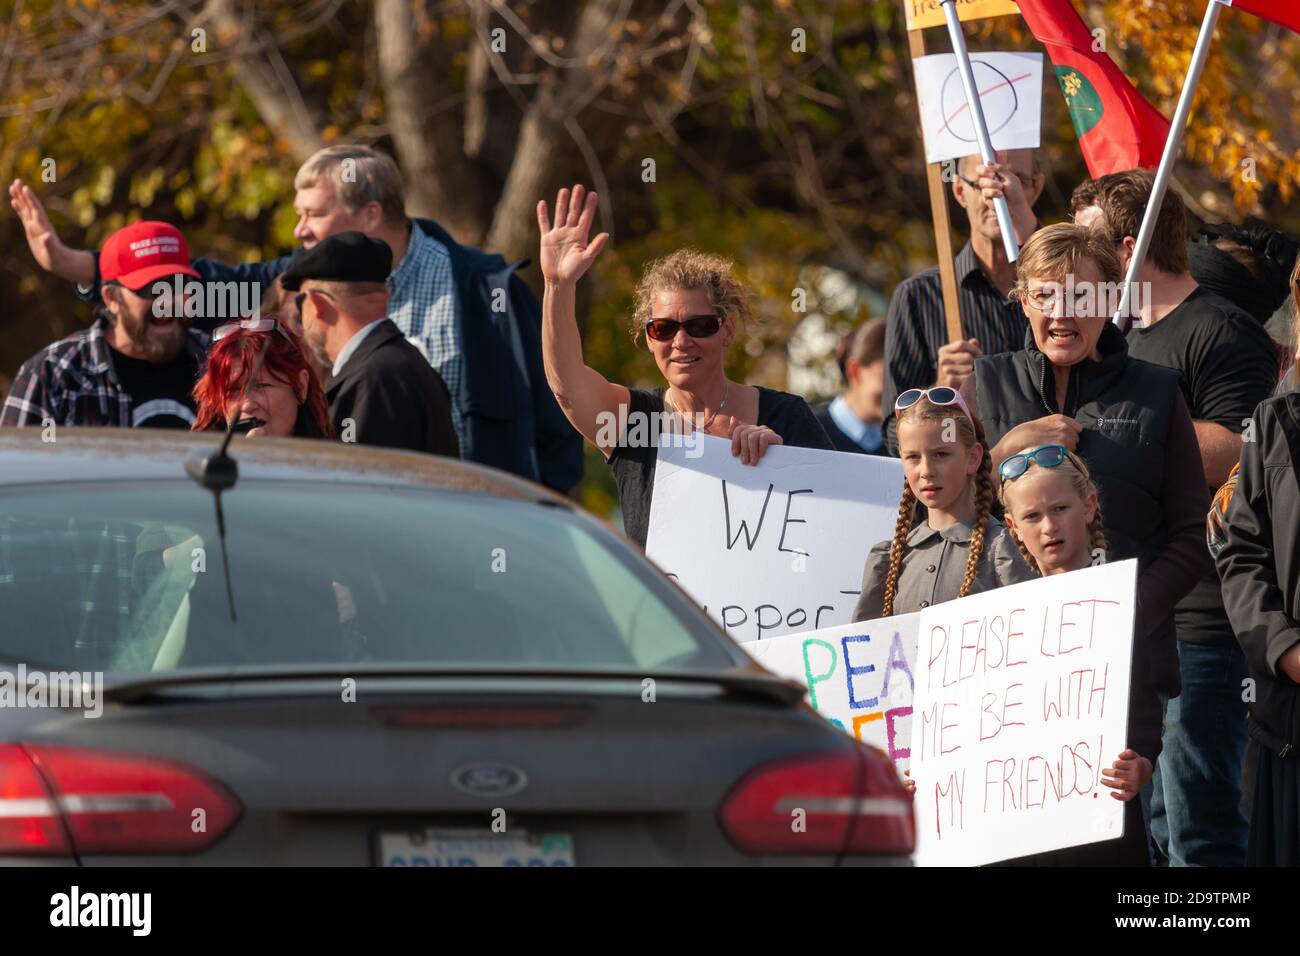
top-left (1150, 640), bottom-right (1250, 866)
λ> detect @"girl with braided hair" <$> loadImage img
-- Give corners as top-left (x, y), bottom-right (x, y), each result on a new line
top-left (851, 387), bottom-right (1031, 623)
top-left (996, 444), bottom-right (1157, 866)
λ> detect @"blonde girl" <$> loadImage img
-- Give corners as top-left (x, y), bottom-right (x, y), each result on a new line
top-left (852, 387), bottom-right (1032, 623)
top-left (998, 444), bottom-right (1158, 866)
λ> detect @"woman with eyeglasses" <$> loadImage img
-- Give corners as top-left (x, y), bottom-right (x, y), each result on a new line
top-left (192, 318), bottom-right (334, 439)
top-left (537, 184), bottom-right (832, 546)
top-left (960, 224), bottom-right (1211, 801)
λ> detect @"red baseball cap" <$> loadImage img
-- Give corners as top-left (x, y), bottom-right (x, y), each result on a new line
top-left (100, 221), bottom-right (200, 291)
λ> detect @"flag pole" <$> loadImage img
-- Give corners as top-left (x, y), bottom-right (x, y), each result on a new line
top-left (908, 24), bottom-right (965, 344)
top-left (939, 0), bottom-right (1020, 263)
top-left (1111, 0), bottom-right (1224, 327)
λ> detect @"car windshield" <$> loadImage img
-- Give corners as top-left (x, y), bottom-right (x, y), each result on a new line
top-left (0, 481), bottom-right (732, 675)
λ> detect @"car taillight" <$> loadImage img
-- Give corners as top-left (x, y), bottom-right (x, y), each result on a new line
top-left (719, 748), bottom-right (914, 857)
top-left (0, 745), bottom-right (70, 856)
top-left (0, 744), bottom-right (241, 855)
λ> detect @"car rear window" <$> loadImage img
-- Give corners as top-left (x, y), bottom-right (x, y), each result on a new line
top-left (0, 481), bottom-right (732, 674)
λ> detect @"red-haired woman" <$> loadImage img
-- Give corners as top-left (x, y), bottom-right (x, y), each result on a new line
top-left (193, 318), bottom-right (334, 439)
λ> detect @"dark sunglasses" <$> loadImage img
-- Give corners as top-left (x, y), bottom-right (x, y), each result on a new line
top-left (998, 444), bottom-right (1069, 482)
top-left (115, 276), bottom-right (188, 302)
top-left (213, 316), bottom-right (295, 346)
top-left (644, 314), bottom-right (722, 342)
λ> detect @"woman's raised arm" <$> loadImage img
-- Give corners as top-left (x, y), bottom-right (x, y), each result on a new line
top-left (537, 184), bottom-right (629, 454)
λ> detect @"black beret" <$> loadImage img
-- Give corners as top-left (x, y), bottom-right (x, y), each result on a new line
top-left (279, 231), bottom-right (393, 290)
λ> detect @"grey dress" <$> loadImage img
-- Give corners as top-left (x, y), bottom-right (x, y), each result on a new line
top-left (852, 516), bottom-right (1034, 622)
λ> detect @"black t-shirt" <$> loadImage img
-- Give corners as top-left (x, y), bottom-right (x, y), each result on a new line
top-left (108, 345), bottom-right (199, 430)
top-left (1126, 286), bottom-right (1278, 645)
top-left (607, 386), bottom-right (834, 548)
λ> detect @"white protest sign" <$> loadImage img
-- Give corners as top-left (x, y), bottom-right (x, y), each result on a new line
top-left (745, 614), bottom-right (920, 771)
top-left (913, 52), bottom-right (1043, 165)
top-left (645, 434), bottom-right (904, 643)
top-left (909, 560), bottom-right (1138, 867)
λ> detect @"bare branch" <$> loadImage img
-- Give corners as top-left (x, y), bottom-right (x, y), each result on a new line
top-left (205, 0), bottom-right (324, 162)
top-left (737, 0), bottom-right (768, 131)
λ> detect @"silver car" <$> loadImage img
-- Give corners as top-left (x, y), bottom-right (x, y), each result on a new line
top-left (0, 430), bottom-right (912, 866)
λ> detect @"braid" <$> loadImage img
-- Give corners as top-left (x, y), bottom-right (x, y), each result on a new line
top-left (959, 442), bottom-right (994, 597)
top-left (1086, 511), bottom-right (1108, 564)
top-left (1012, 533), bottom-right (1043, 576)
top-left (881, 484), bottom-right (917, 617)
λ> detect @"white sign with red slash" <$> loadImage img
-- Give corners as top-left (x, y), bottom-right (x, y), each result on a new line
top-left (913, 51), bottom-right (1043, 165)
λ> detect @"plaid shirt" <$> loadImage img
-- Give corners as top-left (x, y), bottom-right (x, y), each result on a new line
top-left (386, 224), bottom-right (465, 444)
top-left (0, 316), bottom-right (208, 428)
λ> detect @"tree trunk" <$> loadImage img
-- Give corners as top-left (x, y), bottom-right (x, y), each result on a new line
top-left (373, 0), bottom-right (496, 245)
top-left (484, 0), bottom-right (623, 265)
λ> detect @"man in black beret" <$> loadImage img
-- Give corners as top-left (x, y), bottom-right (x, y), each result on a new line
top-left (280, 231), bottom-right (459, 457)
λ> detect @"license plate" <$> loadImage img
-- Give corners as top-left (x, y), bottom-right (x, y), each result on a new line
top-left (378, 829), bottom-right (575, 867)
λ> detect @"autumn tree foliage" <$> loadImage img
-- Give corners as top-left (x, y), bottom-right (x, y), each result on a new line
top-left (1, 0), bottom-right (1296, 505)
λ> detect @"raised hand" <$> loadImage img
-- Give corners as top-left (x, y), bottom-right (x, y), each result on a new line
top-left (9, 179), bottom-right (66, 274)
top-left (537, 184), bottom-right (609, 286)
top-left (8, 179), bottom-right (94, 284)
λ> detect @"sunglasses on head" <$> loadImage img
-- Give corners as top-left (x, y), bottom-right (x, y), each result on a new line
top-left (644, 314), bottom-right (722, 342)
top-left (213, 316), bottom-right (295, 346)
top-left (894, 386), bottom-right (973, 423)
top-left (998, 444), bottom-right (1069, 482)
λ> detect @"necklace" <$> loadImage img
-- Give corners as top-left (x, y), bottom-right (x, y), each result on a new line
top-left (668, 382), bottom-right (729, 431)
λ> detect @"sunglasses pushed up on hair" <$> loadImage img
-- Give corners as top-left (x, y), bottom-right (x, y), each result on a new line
top-left (893, 386), bottom-right (974, 423)
top-left (643, 314), bottom-right (722, 342)
top-left (212, 316), bottom-right (296, 347)
top-left (998, 444), bottom-right (1069, 482)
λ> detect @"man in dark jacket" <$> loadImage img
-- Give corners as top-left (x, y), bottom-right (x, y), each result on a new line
top-left (280, 232), bottom-right (457, 457)
top-left (9, 145), bottom-right (583, 491)
top-left (1216, 392), bottom-right (1300, 865)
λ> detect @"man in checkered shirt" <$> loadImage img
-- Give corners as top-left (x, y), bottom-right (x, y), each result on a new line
top-left (10, 144), bottom-right (583, 492)
top-left (2, 220), bottom-right (208, 429)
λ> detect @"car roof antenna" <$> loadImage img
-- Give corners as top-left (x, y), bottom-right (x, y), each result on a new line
top-left (183, 338), bottom-right (273, 622)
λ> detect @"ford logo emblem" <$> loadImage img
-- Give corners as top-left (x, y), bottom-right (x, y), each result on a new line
top-left (450, 763), bottom-right (529, 798)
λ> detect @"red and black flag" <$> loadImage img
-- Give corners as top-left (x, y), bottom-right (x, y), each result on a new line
top-left (1225, 0), bottom-right (1300, 34)
top-left (1014, 0), bottom-right (1170, 176)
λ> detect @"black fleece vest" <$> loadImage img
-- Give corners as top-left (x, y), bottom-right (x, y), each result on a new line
top-left (976, 324), bottom-right (1185, 700)
top-left (974, 322), bottom-right (1181, 567)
